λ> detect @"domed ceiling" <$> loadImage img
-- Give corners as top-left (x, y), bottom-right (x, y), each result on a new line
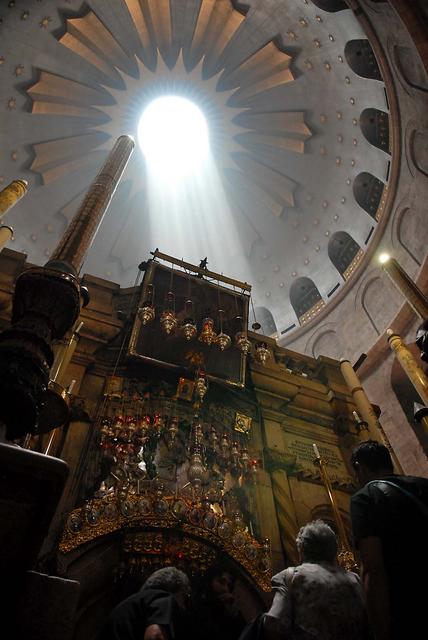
top-left (0, 0), bottom-right (393, 338)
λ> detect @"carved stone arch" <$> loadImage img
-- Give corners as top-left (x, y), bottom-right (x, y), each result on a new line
top-left (344, 39), bottom-right (382, 80)
top-left (311, 329), bottom-right (344, 360)
top-left (393, 44), bottom-right (428, 93)
top-left (410, 129), bottom-right (428, 177)
top-left (61, 527), bottom-right (266, 640)
top-left (360, 108), bottom-right (390, 153)
top-left (328, 231), bottom-right (361, 279)
top-left (309, 0), bottom-right (348, 12)
top-left (254, 306), bottom-right (277, 336)
top-left (360, 276), bottom-right (383, 336)
top-left (360, 275), bottom-right (401, 336)
top-left (353, 172), bottom-right (385, 219)
top-left (290, 277), bottom-right (323, 325)
top-left (396, 207), bottom-right (427, 266)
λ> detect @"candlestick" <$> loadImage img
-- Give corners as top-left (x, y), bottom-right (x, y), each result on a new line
top-left (313, 449), bottom-right (354, 568)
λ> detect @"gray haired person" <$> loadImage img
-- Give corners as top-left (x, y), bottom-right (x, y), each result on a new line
top-left (264, 520), bottom-right (370, 640)
top-left (99, 566), bottom-right (190, 640)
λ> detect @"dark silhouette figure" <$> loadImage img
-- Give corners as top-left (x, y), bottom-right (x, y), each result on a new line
top-left (99, 567), bottom-right (190, 640)
top-left (188, 563), bottom-right (246, 640)
top-left (351, 440), bottom-right (428, 640)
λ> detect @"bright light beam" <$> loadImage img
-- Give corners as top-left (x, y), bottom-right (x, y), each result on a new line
top-left (138, 96), bottom-right (209, 182)
top-left (139, 95), bottom-right (257, 288)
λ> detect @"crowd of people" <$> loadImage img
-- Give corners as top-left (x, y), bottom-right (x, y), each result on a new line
top-left (100, 441), bottom-right (428, 640)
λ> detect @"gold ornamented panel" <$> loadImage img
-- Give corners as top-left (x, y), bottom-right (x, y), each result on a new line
top-left (60, 493), bottom-right (272, 592)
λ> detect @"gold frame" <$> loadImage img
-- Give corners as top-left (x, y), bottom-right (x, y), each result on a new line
top-left (128, 260), bottom-right (248, 389)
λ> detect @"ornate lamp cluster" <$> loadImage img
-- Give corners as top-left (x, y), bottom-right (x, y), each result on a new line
top-left (139, 290), bottom-right (270, 366)
top-left (99, 401), bottom-right (258, 499)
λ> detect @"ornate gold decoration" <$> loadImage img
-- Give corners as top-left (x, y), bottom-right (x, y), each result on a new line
top-left (39, 16), bottom-right (52, 29)
top-left (199, 318), bottom-right (216, 346)
top-left (60, 493), bottom-right (272, 592)
top-left (0, 179), bottom-right (28, 220)
top-left (234, 412), bottom-right (252, 435)
top-left (254, 341), bottom-right (270, 366)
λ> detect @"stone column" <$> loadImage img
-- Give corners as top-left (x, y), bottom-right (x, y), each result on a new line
top-left (49, 135), bottom-right (134, 275)
top-left (381, 256), bottom-right (428, 320)
top-left (387, 330), bottom-right (428, 433)
top-left (340, 359), bottom-right (384, 442)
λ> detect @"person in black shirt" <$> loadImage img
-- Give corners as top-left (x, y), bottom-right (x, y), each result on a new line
top-left (350, 440), bottom-right (428, 640)
top-left (99, 566), bottom-right (190, 640)
top-left (188, 563), bottom-right (246, 640)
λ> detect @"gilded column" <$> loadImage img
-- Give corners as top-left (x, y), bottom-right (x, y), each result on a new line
top-left (50, 135), bottom-right (134, 274)
top-left (380, 256), bottom-right (428, 320)
top-left (387, 330), bottom-right (428, 431)
top-left (0, 179), bottom-right (28, 220)
top-left (0, 225), bottom-right (13, 251)
top-left (340, 359), bottom-right (383, 442)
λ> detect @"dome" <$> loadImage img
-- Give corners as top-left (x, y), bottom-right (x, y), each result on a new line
top-left (0, 0), bottom-right (426, 359)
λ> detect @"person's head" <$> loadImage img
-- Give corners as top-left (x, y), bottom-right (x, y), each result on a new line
top-left (142, 566), bottom-right (190, 609)
top-left (296, 520), bottom-right (338, 564)
top-left (351, 440), bottom-right (394, 485)
top-left (202, 562), bottom-right (236, 598)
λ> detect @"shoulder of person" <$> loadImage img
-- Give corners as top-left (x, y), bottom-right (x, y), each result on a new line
top-left (271, 567), bottom-right (295, 589)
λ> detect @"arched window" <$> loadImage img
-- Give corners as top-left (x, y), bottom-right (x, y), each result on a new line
top-left (309, 0), bottom-right (348, 12)
top-left (254, 306), bottom-right (277, 336)
top-left (360, 108), bottom-right (390, 153)
top-left (328, 231), bottom-right (361, 279)
top-left (290, 277), bottom-right (324, 324)
top-left (353, 172), bottom-right (385, 219)
top-left (344, 40), bottom-right (382, 80)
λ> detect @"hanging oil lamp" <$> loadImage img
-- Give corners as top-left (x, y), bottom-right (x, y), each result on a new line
top-left (235, 331), bottom-right (251, 355)
top-left (195, 367), bottom-right (208, 402)
top-left (234, 316), bottom-right (251, 355)
top-left (160, 291), bottom-right (178, 335)
top-left (199, 316), bottom-right (216, 346)
top-left (153, 413), bottom-right (164, 439)
top-left (208, 425), bottom-right (218, 452)
top-left (251, 309), bottom-right (271, 366)
top-left (138, 283), bottom-right (155, 325)
top-left (180, 299), bottom-right (197, 341)
top-left (166, 415), bottom-right (179, 449)
top-left (215, 309), bottom-right (231, 351)
top-left (113, 414), bottom-right (125, 438)
top-left (230, 440), bottom-right (241, 478)
top-left (255, 341), bottom-right (271, 366)
top-left (187, 444), bottom-right (207, 488)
